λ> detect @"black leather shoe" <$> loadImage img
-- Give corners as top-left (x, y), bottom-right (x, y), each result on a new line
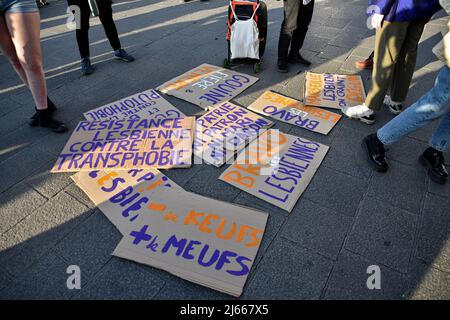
top-left (29, 97), bottom-right (57, 127)
top-left (288, 53), bottom-right (312, 66)
top-left (420, 147), bottom-right (448, 184)
top-left (362, 133), bottom-right (388, 172)
top-left (30, 108), bottom-right (67, 133)
top-left (277, 59), bottom-right (289, 73)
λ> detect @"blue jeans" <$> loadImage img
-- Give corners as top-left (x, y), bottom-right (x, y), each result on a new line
top-left (378, 66), bottom-right (450, 152)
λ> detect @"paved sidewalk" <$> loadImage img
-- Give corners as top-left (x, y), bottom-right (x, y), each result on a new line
top-left (0, 0), bottom-right (449, 299)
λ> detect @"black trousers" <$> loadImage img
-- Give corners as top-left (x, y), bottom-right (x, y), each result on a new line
top-left (67, 0), bottom-right (121, 59)
top-left (278, 0), bottom-right (314, 61)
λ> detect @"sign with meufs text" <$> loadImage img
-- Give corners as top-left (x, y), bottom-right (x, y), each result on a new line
top-left (157, 64), bottom-right (259, 109)
top-left (219, 130), bottom-right (329, 212)
top-left (194, 101), bottom-right (273, 166)
top-left (72, 169), bottom-right (183, 234)
top-left (248, 91), bottom-right (341, 135)
top-left (304, 72), bottom-right (366, 110)
top-left (83, 89), bottom-right (185, 121)
top-left (51, 117), bottom-right (195, 172)
top-left (112, 187), bottom-right (268, 297)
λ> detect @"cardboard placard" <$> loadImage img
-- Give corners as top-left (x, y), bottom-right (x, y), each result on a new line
top-left (219, 130), bottom-right (329, 212)
top-left (194, 101), bottom-right (274, 167)
top-left (51, 117), bottom-right (195, 172)
top-left (83, 89), bottom-right (185, 121)
top-left (71, 169), bottom-right (183, 234)
top-left (304, 72), bottom-right (366, 109)
top-left (157, 64), bottom-right (259, 109)
top-left (248, 90), bottom-right (341, 135)
top-left (112, 187), bottom-right (268, 297)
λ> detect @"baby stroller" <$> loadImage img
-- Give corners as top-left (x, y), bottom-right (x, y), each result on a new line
top-left (224, 0), bottom-right (268, 73)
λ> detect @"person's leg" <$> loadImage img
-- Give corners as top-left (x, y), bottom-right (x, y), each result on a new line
top-left (5, 11), bottom-right (47, 109)
top-left (4, 10), bottom-right (66, 132)
top-left (67, 0), bottom-right (90, 59)
top-left (388, 19), bottom-right (427, 113)
top-left (0, 15), bottom-right (29, 85)
top-left (365, 21), bottom-right (409, 112)
top-left (363, 66), bottom-right (450, 174)
top-left (97, 0), bottom-right (121, 51)
top-left (377, 66), bottom-right (450, 146)
top-left (277, 0), bottom-right (299, 72)
top-left (289, 0), bottom-right (314, 65)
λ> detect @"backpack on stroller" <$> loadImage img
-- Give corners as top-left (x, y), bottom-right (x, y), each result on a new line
top-left (224, 0), bottom-right (268, 73)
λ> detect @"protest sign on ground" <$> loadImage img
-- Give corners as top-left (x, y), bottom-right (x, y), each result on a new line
top-left (112, 187), bottom-right (268, 297)
top-left (52, 117), bottom-right (195, 172)
top-left (72, 169), bottom-right (183, 234)
top-left (248, 90), bottom-right (341, 135)
top-left (219, 130), bottom-right (329, 212)
top-left (83, 89), bottom-right (185, 121)
top-left (194, 101), bottom-right (274, 166)
top-left (157, 64), bottom-right (258, 109)
top-left (304, 72), bottom-right (366, 110)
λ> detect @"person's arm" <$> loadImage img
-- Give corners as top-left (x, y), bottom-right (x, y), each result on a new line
top-left (369, 0), bottom-right (396, 15)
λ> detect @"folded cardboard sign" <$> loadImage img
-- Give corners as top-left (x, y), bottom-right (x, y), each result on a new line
top-left (157, 63), bottom-right (259, 109)
top-left (51, 117), bottom-right (195, 172)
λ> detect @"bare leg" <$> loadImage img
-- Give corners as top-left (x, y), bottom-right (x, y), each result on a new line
top-left (0, 15), bottom-right (29, 85)
top-left (5, 12), bottom-right (47, 109)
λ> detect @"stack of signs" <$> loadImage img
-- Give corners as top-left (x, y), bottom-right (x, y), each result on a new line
top-left (194, 101), bottom-right (274, 166)
top-left (304, 72), bottom-right (366, 110)
top-left (220, 130), bottom-right (329, 212)
top-left (72, 169), bottom-right (183, 233)
top-left (248, 90), bottom-right (341, 135)
top-left (51, 117), bottom-right (195, 172)
top-left (157, 64), bottom-right (259, 109)
top-left (112, 187), bottom-right (268, 297)
top-left (83, 89), bottom-right (185, 121)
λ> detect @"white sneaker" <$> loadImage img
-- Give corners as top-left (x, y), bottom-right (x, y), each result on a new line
top-left (342, 104), bottom-right (374, 118)
top-left (384, 95), bottom-right (403, 115)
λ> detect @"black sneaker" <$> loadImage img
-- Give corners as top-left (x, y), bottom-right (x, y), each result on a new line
top-left (81, 57), bottom-right (95, 75)
top-left (420, 147), bottom-right (448, 184)
top-left (277, 59), bottom-right (288, 73)
top-left (30, 109), bottom-right (67, 133)
top-left (362, 133), bottom-right (388, 172)
top-left (114, 49), bottom-right (135, 62)
top-left (29, 97), bottom-right (57, 126)
top-left (360, 113), bottom-right (376, 125)
top-left (288, 53), bottom-right (312, 66)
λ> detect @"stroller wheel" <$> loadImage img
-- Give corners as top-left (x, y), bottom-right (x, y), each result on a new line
top-left (254, 62), bottom-right (261, 74)
top-left (223, 58), bottom-right (230, 69)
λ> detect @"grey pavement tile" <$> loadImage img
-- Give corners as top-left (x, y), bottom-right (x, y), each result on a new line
top-left (322, 124), bottom-right (373, 180)
top-left (0, 251), bottom-right (74, 300)
top-left (74, 258), bottom-right (165, 300)
top-left (328, 26), bottom-right (369, 49)
top-left (0, 182), bottom-right (47, 235)
top-left (242, 238), bottom-right (333, 300)
top-left (367, 159), bottom-right (427, 215)
top-left (25, 161), bottom-right (73, 199)
top-left (317, 45), bottom-right (352, 63)
top-left (324, 250), bottom-right (408, 300)
top-left (0, 266), bottom-right (12, 292)
top-left (281, 199), bottom-right (352, 260)
top-left (385, 136), bottom-right (428, 168)
top-left (302, 167), bottom-right (368, 217)
top-left (416, 193), bottom-right (450, 272)
top-left (345, 197), bottom-right (417, 273)
top-left (406, 258), bottom-right (450, 300)
top-left (0, 145), bottom-right (53, 194)
top-left (184, 164), bottom-right (242, 203)
top-left (427, 176), bottom-right (450, 199)
top-left (0, 125), bottom-right (49, 163)
top-left (55, 210), bottom-right (122, 279)
top-left (0, 192), bottom-right (92, 277)
top-left (64, 183), bottom-right (96, 209)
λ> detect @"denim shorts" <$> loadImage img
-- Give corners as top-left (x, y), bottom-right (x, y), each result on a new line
top-left (0, 0), bottom-right (38, 15)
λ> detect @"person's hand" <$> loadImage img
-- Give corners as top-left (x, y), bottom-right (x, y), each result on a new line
top-left (371, 13), bottom-right (385, 29)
